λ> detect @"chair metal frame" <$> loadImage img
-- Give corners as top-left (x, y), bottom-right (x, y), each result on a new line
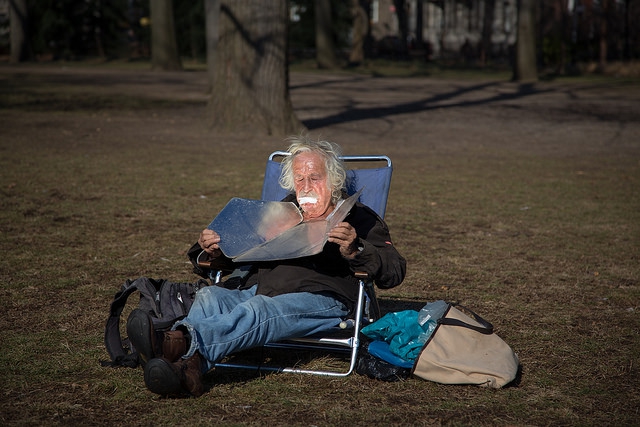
top-left (209, 151), bottom-right (392, 376)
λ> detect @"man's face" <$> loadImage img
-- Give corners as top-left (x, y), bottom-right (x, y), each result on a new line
top-left (292, 152), bottom-right (334, 220)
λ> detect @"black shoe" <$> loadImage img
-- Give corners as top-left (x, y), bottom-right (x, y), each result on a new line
top-left (126, 309), bottom-right (158, 366)
top-left (144, 354), bottom-right (205, 397)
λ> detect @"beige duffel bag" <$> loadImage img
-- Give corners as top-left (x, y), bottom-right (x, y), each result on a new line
top-left (413, 304), bottom-right (520, 389)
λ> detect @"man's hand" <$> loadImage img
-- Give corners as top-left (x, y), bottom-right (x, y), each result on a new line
top-left (199, 229), bottom-right (223, 257)
top-left (327, 222), bottom-right (360, 259)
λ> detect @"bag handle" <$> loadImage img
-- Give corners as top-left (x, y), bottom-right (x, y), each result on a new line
top-left (438, 303), bottom-right (494, 335)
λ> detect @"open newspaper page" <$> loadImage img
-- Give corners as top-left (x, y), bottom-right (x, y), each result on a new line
top-left (208, 189), bottom-right (362, 262)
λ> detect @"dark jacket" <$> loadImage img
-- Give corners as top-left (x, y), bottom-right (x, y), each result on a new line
top-left (191, 197), bottom-right (406, 311)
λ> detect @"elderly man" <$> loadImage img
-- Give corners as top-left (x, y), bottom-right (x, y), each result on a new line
top-left (132, 136), bottom-right (406, 397)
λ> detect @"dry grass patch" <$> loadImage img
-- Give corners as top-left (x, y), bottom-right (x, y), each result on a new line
top-left (1, 64), bottom-right (639, 426)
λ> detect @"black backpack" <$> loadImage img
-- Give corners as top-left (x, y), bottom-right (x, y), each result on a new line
top-left (102, 277), bottom-right (209, 368)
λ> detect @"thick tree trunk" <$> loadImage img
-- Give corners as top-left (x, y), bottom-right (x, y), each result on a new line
top-left (513, 0), bottom-right (538, 82)
top-left (150, 0), bottom-right (182, 71)
top-left (9, 0), bottom-right (32, 63)
top-left (208, 0), bottom-right (303, 136)
top-left (315, 0), bottom-right (339, 69)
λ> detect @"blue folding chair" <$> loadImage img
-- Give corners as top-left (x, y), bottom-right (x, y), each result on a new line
top-left (261, 151), bottom-right (392, 219)
top-left (210, 151), bottom-right (393, 376)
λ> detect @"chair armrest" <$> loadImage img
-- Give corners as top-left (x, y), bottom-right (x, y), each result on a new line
top-left (354, 271), bottom-right (370, 280)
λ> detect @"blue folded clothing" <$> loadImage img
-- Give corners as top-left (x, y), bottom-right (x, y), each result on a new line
top-left (367, 340), bottom-right (415, 369)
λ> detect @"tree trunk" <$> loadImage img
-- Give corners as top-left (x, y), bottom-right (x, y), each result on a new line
top-left (513, 0), bottom-right (537, 82)
top-left (393, 0), bottom-right (409, 58)
top-left (599, 0), bottom-right (609, 69)
top-left (623, 0), bottom-right (631, 61)
top-left (315, 0), bottom-right (339, 69)
top-left (349, 0), bottom-right (368, 65)
top-left (480, 0), bottom-right (496, 66)
top-left (415, 0), bottom-right (423, 50)
top-left (9, 0), bottom-right (32, 63)
top-left (208, 0), bottom-right (304, 136)
top-left (205, 0), bottom-right (220, 93)
top-left (150, 0), bottom-right (182, 71)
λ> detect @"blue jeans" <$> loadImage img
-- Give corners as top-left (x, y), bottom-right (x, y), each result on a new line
top-left (174, 285), bottom-right (349, 372)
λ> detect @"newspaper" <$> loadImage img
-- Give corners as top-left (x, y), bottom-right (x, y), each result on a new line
top-left (207, 189), bottom-right (362, 262)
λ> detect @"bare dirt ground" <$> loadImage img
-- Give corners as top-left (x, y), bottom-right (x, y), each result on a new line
top-left (3, 63), bottom-right (639, 157)
top-left (1, 64), bottom-right (639, 426)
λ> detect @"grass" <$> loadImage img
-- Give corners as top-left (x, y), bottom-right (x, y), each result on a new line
top-left (1, 62), bottom-right (639, 426)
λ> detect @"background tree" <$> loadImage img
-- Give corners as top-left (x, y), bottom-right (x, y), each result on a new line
top-left (4, 1), bottom-right (638, 73)
top-left (414, 0), bottom-right (423, 51)
top-left (479, 0), bottom-right (496, 66)
top-left (207, 0), bottom-right (303, 136)
top-left (204, 0), bottom-right (220, 93)
top-left (348, 0), bottom-right (368, 65)
top-left (150, 0), bottom-right (182, 70)
top-left (315, 0), bottom-right (339, 69)
top-left (174, 0), bottom-right (206, 62)
top-left (513, 0), bottom-right (538, 82)
top-left (9, 0), bottom-right (32, 62)
top-left (598, 0), bottom-right (612, 69)
top-left (623, 0), bottom-right (632, 61)
top-left (392, 0), bottom-right (409, 58)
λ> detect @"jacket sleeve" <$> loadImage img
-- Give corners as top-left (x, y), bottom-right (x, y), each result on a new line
top-left (187, 241), bottom-right (237, 279)
top-left (346, 205), bottom-right (406, 289)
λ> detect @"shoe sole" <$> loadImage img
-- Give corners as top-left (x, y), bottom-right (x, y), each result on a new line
top-left (144, 358), bottom-right (184, 396)
top-left (126, 309), bottom-right (155, 365)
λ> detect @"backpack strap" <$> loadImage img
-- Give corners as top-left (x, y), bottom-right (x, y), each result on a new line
top-left (101, 279), bottom-right (144, 368)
